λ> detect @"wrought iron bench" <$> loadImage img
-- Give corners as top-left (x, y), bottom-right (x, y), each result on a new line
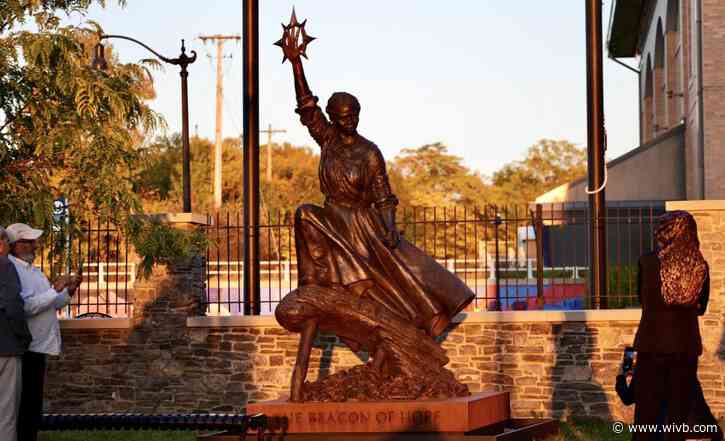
top-left (40, 412), bottom-right (267, 438)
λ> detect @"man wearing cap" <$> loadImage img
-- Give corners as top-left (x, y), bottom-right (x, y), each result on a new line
top-left (5, 223), bottom-right (80, 441)
top-left (0, 226), bottom-right (32, 441)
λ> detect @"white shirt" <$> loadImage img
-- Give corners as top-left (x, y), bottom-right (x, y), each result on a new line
top-left (9, 255), bottom-right (70, 356)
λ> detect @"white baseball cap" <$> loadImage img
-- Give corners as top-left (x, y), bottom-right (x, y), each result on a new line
top-left (5, 223), bottom-right (43, 244)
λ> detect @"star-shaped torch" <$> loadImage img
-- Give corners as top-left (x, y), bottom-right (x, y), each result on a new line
top-left (274, 8), bottom-right (316, 63)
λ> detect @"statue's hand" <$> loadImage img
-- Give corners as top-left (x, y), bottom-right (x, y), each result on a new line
top-left (277, 31), bottom-right (302, 62)
top-left (376, 205), bottom-right (400, 249)
top-left (382, 227), bottom-right (401, 249)
top-left (275, 10), bottom-right (316, 64)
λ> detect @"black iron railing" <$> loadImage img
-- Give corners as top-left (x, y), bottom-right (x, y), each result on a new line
top-left (40, 412), bottom-right (266, 433)
top-left (34, 202), bottom-right (663, 318)
top-left (38, 218), bottom-right (134, 318)
top-left (202, 201), bottom-right (664, 315)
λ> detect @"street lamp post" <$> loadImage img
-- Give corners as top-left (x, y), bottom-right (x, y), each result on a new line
top-left (493, 213), bottom-right (502, 312)
top-left (92, 35), bottom-right (197, 213)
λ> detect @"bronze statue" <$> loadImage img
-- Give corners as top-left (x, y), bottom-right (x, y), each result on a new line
top-left (274, 10), bottom-right (475, 402)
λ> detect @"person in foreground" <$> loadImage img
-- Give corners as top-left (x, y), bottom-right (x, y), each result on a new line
top-left (6, 223), bottom-right (80, 441)
top-left (616, 351), bottom-right (722, 440)
top-left (0, 226), bottom-right (32, 441)
top-left (632, 211), bottom-right (710, 441)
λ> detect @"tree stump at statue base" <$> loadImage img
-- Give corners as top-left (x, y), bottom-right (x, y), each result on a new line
top-left (298, 363), bottom-right (468, 402)
top-left (275, 285), bottom-right (470, 400)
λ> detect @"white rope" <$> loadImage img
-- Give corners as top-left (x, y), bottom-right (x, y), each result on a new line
top-left (585, 124), bottom-right (608, 195)
top-left (585, 162), bottom-right (608, 194)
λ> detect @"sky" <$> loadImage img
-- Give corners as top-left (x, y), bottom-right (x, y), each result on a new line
top-left (73, 0), bottom-right (640, 178)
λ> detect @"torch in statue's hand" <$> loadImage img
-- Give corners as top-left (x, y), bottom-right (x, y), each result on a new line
top-left (275, 8), bottom-right (316, 64)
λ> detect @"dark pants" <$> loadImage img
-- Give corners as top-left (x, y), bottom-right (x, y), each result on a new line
top-left (17, 351), bottom-right (46, 441)
top-left (633, 352), bottom-right (698, 441)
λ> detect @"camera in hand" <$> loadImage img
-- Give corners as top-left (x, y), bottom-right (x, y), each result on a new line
top-left (622, 346), bottom-right (636, 373)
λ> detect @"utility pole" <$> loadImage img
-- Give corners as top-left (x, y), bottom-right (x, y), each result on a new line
top-left (199, 34), bottom-right (241, 211)
top-left (585, 0), bottom-right (607, 308)
top-left (260, 124), bottom-right (286, 181)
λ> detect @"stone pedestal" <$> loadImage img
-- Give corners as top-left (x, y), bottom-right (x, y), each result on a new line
top-left (198, 391), bottom-right (560, 440)
top-left (245, 392), bottom-right (509, 434)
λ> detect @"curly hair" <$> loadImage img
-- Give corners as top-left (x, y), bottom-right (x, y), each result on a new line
top-left (655, 210), bottom-right (707, 307)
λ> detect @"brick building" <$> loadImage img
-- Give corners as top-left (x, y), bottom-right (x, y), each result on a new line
top-left (538, 0), bottom-right (725, 203)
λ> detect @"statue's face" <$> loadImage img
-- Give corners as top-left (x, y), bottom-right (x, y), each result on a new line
top-left (331, 105), bottom-right (359, 136)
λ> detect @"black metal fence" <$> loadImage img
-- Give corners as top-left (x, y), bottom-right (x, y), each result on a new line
top-left (32, 201), bottom-right (663, 318)
top-left (37, 218), bottom-right (134, 318)
top-left (203, 201), bottom-right (664, 315)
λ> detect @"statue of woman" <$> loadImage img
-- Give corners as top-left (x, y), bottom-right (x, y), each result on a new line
top-left (276, 12), bottom-right (475, 401)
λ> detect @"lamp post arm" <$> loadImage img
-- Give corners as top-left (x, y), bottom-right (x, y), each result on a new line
top-left (93, 33), bottom-right (196, 213)
top-left (99, 34), bottom-right (197, 67)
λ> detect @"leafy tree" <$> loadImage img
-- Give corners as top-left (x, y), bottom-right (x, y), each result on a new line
top-left (388, 143), bottom-right (491, 258)
top-left (138, 137), bottom-right (323, 215)
top-left (489, 139), bottom-right (587, 206)
top-left (1, 1), bottom-right (157, 222)
top-left (390, 142), bottom-right (489, 209)
top-left (260, 142), bottom-right (322, 214)
top-left (1, 1), bottom-right (123, 33)
top-left (137, 137), bottom-right (322, 260)
top-left (0, 1), bottom-right (205, 272)
top-left (137, 134), bottom-right (217, 214)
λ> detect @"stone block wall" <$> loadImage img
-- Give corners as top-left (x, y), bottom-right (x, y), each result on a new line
top-left (45, 201), bottom-right (725, 422)
top-left (48, 308), bottom-right (641, 420)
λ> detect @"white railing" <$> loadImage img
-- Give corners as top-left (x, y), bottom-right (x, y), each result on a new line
top-left (82, 262), bottom-right (136, 287)
top-left (206, 259), bottom-right (587, 283)
top-left (207, 260), bottom-right (297, 283)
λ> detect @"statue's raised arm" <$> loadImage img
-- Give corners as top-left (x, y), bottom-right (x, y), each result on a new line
top-left (275, 10), bottom-right (335, 149)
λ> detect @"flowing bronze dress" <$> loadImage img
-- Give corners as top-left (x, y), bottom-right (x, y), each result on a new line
top-left (293, 102), bottom-right (475, 338)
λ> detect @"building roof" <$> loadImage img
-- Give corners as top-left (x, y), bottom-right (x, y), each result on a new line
top-left (535, 122), bottom-right (685, 203)
top-left (607, 0), bottom-right (647, 58)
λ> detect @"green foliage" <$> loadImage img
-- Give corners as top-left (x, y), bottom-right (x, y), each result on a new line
top-left (606, 264), bottom-right (640, 308)
top-left (136, 137), bottom-right (587, 220)
top-left (134, 135), bottom-right (182, 204)
top-left (130, 129), bottom-right (587, 269)
top-left (608, 264), bottom-right (638, 296)
top-left (579, 265), bottom-right (641, 309)
top-left (545, 417), bottom-right (632, 441)
top-left (490, 139), bottom-right (587, 206)
top-left (0, 1), bottom-right (203, 272)
top-left (260, 143), bottom-right (323, 213)
top-left (1, 1), bottom-right (125, 33)
top-left (137, 135), bottom-right (324, 215)
top-left (1, 3), bottom-right (158, 223)
top-left (127, 217), bottom-right (208, 278)
top-left (390, 142), bottom-right (490, 209)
